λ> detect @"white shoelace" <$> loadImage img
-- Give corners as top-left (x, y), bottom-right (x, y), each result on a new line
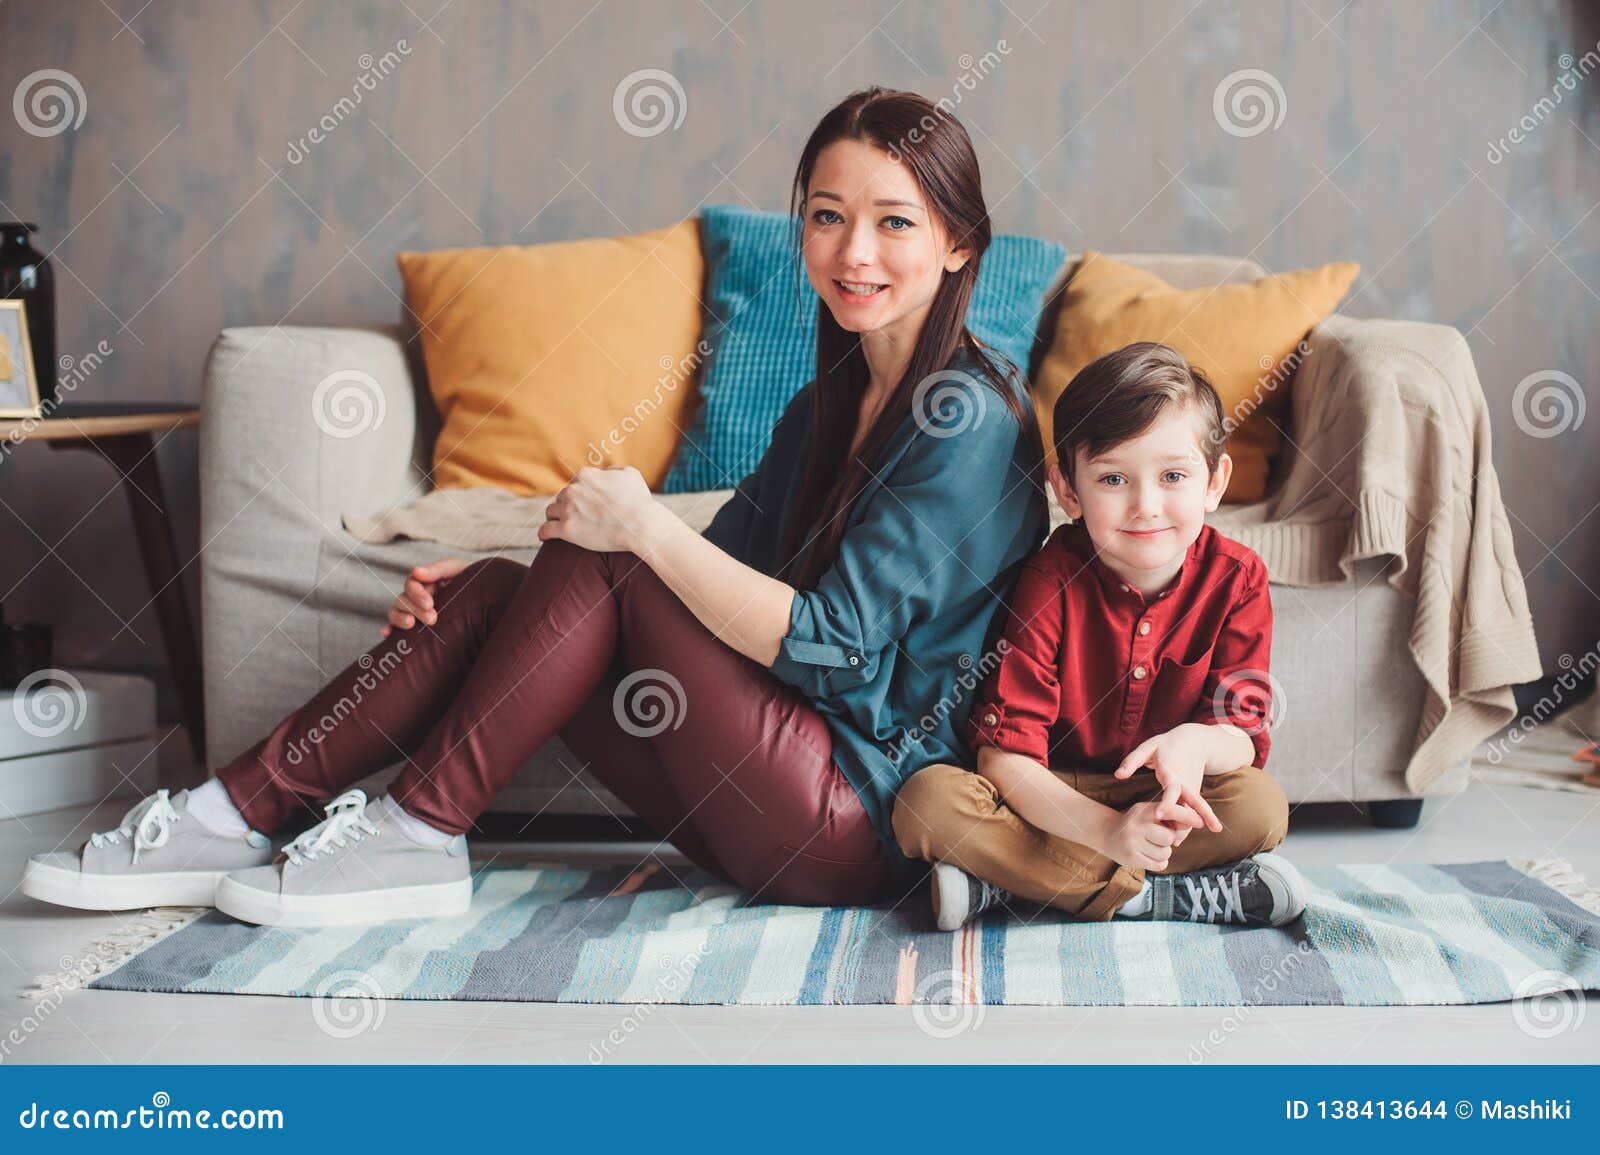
top-left (88, 788), bottom-right (182, 865)
top-left (1183, 871), bottom-right (1244, 922)
top-left (282, 789), bottom-right (380, 867)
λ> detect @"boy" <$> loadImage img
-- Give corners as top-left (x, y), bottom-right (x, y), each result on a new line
top-left (893, 341), bottom-right (1309, 930)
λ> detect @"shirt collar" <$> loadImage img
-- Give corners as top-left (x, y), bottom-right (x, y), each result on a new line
top-left (1059, 520), bottom-right (1210, 603)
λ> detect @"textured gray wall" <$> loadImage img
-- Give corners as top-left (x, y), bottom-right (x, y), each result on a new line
top-left (1, 0), bottom-right (1596, 716)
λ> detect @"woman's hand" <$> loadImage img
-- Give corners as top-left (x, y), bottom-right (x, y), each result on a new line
top-left (537, 466), bottom-right (661, 553)
top-left (1101, 799), bottom-right (1205, 872)
top-left (380, 557), bottom-right (470, 638)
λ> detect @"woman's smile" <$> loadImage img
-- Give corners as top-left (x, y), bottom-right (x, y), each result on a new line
top-left (832, 278), bottom-right (889, 301)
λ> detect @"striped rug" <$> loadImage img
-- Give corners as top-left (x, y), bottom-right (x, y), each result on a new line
top-left (73, 857), bottom-right (1600, 1007)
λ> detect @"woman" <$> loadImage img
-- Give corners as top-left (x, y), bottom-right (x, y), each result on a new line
top-left (21, 86), bottom-right (1050, 926)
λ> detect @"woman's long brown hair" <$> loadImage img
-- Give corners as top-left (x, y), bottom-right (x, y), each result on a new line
top-left (778, 86), bottom-right (1047, 590)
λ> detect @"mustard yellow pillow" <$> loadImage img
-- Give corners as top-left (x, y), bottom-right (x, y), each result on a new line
top-left (398, 219), bottom-right (705, 495)
top-left (1034, 252), bottom-right (1359, 502)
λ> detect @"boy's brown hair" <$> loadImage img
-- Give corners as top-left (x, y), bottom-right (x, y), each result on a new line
top-left (1050, 341), bottom-right (1227, 481)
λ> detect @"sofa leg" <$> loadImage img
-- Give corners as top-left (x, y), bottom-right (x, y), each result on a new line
top-left (1369, 799), bottom-right (1424, 829)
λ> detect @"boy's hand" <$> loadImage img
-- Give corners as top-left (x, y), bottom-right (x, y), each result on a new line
top-left (1113, 724), bottom-right (1225, 835)
top-left (1102, 799), bottom-right (1205, 872)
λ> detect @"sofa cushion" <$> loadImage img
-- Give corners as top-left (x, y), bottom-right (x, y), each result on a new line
top-left (1035, 251), bottom-right (1359, 501)
top-left (397, 219), bottom-right (705, 497)
top-left (661, 204), bottom-right (1066, 493)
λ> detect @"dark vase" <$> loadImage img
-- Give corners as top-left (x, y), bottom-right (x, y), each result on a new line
top-left (0, 222), bottom-right (57, 410)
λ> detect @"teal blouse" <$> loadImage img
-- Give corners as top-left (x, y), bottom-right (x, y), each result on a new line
top-left (700, 346), bottom-right (1049, 888)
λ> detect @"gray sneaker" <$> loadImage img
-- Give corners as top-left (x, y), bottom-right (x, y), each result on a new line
top-left (1147, 851), bottom-right (1309, 927)
top-left (21, 787), bottom-right (272, 910)
top-left (214, 788), bottom-right (472, 928)
top-left (931, 861), bottom-right (1011, 931)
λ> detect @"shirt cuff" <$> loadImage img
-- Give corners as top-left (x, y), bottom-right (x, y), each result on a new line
top-left (967, 701), bottom-right (1050, 765)
top-left (768, 633), bottom-right (872, 699)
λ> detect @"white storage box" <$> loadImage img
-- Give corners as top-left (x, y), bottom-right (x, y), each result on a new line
top-left (0, 669), bottom-right (161, 818)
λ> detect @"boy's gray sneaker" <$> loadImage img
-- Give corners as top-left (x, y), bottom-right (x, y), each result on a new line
top-left (21, 787), bottom-right (272, 910)
top-left (931, 861), bottom-right (1010, 931)
top-left (1147, 851), bottom-right (1309, 927)
top-left (214, 788), bottom-right (472, 928)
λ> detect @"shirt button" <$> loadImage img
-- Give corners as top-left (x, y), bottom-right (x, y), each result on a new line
top-left (983, 712), bottom-right (999, 726)
top-left (1138, 621), bottom-right (1151, 636)
top-left (1132, 665), bottom-right (1147, 680)
top-left (847, 654), bottom-right (860, 666)
top-left (1119, 583), bottom-right (1130, 593)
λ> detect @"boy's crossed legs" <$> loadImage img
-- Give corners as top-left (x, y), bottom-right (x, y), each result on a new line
top-left (892, 762), bottom-right (1292, 924)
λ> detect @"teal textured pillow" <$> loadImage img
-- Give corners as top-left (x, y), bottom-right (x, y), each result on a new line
top-left (662, 204), bottom-right (1066, 493)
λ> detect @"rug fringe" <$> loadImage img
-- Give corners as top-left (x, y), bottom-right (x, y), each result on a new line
top-left (1510, 856), bottom-right (1600, 916)
top-left (21, 906), bottom-right (209, 1001)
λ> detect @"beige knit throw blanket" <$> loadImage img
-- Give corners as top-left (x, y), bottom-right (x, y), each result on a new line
top-left (345, 314), bottom-right (1543, 795)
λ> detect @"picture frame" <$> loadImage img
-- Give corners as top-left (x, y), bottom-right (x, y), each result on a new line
top-left (0, 299), bottom-right (43, 418)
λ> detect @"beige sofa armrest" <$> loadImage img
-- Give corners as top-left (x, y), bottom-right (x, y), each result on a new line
top-left (199, 325), bottom-right (430, 766)
top-left (201, 325), bottom-right (427, 534)
top-left (1213, 310), bottom-right (1540, 794)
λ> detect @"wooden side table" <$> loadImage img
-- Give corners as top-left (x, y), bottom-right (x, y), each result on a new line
top-left (1, 402), bottom-right (205, 774)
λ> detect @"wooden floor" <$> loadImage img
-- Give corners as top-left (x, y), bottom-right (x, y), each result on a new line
top-left (2, 771), bottom-right (1596, 1064)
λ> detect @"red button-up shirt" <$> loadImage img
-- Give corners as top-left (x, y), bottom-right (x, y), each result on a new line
top-left (968, 520), bottom-right (1274, 773)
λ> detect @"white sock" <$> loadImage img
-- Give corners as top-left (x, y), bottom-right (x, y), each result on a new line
top-left (184, 777), bottom-right (250, 836)
top-left (378, 793), bottom-right (455, 847)
top-left (1113, 877), bottom-right (1153, 918)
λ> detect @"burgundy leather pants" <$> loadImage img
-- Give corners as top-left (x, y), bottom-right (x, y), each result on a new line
top-left (216, 539), bottom-right (894, 906)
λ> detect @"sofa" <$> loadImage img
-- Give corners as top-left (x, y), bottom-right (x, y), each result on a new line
top-left (198, 252), bottom-right (1471, 833)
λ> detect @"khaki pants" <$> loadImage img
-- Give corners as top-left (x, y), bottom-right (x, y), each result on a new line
top-left (892, 762), bottom-right (1290, 921)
